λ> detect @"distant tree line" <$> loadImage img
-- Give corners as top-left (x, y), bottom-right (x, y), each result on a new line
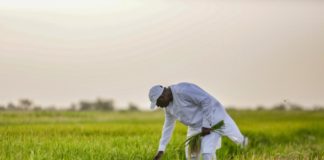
top-left (227, 101), bottom-right (324, 111)
top-left (0, 98), bottom-right (323, 112)
top-left (0, 98), bottom-right (140, 112)
top-left (255, 100), bottom-right (324, 111)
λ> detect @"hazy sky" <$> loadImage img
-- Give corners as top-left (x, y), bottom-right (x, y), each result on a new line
top-left (1, 0), bottom-right (324, 109)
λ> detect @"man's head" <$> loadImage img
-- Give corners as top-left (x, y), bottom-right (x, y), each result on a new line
top-left (149, 85), bottom-right (173, 109)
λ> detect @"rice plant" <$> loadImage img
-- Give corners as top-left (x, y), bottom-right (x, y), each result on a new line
top-left (1, 111), bottom-right (323, 159)
top-left (184, 120), bottom-right (224, 159)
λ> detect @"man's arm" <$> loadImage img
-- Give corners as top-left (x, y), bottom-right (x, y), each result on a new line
top-left (158, 110), bottom-right (176, 151)
top-left (153, 110), bottom-right (176, 160)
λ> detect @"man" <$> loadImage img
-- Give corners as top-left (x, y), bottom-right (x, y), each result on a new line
top-left (149, 82), bottom-right (248, 160)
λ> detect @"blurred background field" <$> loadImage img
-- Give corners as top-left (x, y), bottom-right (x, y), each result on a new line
top-left (1, 0), bottom-right (324, 159)
top-left (1, 110), bottom-right (323, 160)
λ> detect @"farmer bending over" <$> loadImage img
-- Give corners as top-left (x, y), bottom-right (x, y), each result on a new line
top-left (149, 82), bottom-right (248, 160)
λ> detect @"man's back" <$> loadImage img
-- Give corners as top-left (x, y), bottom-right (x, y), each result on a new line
top-left (167, 82), bottom-right (227, 128)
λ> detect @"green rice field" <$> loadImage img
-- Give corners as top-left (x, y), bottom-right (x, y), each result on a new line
top-left (0, 110), bottom-right (323, 160)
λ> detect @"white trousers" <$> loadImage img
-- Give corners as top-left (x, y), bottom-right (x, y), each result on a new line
top-left (185, 113), bottom-right (244, 160)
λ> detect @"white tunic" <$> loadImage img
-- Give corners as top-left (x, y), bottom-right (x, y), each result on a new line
top-left (158, 82), bottom-right (227, 151)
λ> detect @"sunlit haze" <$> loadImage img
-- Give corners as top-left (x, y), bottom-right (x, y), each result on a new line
top-left (1, 0), bottom-right (324, 109)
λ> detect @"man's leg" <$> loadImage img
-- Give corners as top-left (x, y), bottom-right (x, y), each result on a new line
top-left (201, 131), bottom-right (221, 160)
top-left (185, 127), bottom-right (201, 160)
top-left (202, 153), bottom-right (216, 160)
top-left (221, 113), bottom-right (246, 146)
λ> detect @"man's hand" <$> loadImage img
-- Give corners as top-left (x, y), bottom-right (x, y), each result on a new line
top-left (201, 127), bottom-right (212, 136)
top-left (153, 151), bottom-right (164, 160)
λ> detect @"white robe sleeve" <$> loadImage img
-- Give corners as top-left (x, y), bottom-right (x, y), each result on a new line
top-left (158, 110), bottom-right (176, 151)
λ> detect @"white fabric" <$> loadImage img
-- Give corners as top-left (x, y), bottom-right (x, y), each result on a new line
top-left (158, 109), bottom-right (176, 151)
top-left (185, 126), bottom-right (222, 154)
top-left (157, 82), bottom-right (245, 153)
top-left (202, 153), bottom-right (216, 160)
top-left (158, 82), bottom-right (227, 151)
top-left (221, 113), bottom-right (245, 144)
top-left (185, 127), bottom-right (220, 159)
top-left (184, 113), bottom-right (244, 160)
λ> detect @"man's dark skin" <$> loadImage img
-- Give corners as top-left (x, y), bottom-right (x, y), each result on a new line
top-left (153, 87), bottom-right (212, 160)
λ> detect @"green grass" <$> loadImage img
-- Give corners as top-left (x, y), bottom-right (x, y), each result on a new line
top-left (0, 110), bottom-right (323, 160)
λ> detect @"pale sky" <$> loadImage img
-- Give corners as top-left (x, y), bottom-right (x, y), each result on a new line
top-left (1, 0), bottom-right (324, 109)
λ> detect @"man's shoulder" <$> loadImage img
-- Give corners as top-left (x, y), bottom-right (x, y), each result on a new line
top-left (171, 82), bottom-right (199, 97)
top-left (172, 82), bottom-right (196, 89)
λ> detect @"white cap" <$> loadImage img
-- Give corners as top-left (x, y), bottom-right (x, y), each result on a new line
top-left (148, 85), bottom-right (164, 109)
